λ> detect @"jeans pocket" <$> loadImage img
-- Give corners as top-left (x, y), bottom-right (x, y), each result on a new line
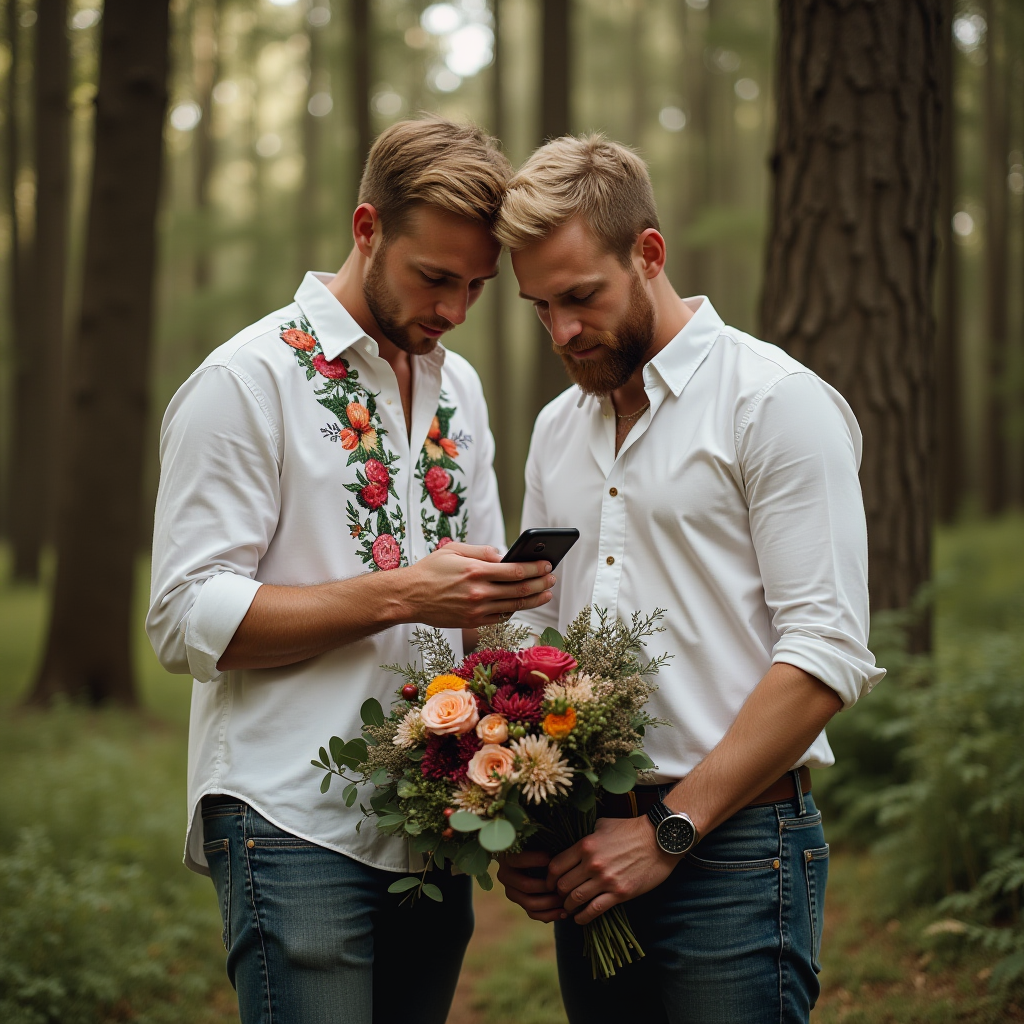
top-left (203, 837), bottom-right (232, 951)
top-left (804, 843), bottom-right (829, 973)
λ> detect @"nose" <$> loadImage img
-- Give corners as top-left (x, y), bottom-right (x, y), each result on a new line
top-left (435, 291), bottom-right (468, 326)
top-left (548, 309), bottom-right (582, 348)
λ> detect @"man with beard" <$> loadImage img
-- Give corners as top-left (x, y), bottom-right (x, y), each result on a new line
top-left (494, 135), bottom-right (884, 1023)
top-left (146, 117), bottom-right (556, 1024)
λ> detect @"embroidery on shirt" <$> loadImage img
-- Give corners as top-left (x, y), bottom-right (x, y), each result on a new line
top-left (415, 390), bottom-right (471, 551)
top-left (281, 318), bottom-right (408, 572)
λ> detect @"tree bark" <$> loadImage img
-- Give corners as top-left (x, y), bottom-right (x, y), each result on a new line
top-left (29, 0), bottom-right (170, 706)
top-left (530, 0), bottom-right (573, 420)
top-left (760, 0), bottom-right (943, 641)
top-left (299, 10), bottom-right (324, 277)
top-left (350, 0), bottom-right (371, 205)
top-left (33, 0), bottom-right (71, 546)
top-left (6, 0), bottom-right (42, 581)
top-left (980, 0), bottom-right (1009, 515)
top-left (935, 0), bottom-right (960, 524)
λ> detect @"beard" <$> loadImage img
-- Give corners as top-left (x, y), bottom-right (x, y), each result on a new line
top-left (556, 271), bottom-right (656, 396)
top-left (363, 245), bottom-right (449, 355)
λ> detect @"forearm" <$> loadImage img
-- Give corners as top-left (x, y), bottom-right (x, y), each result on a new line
top-left (218, 571), bottom-right (412, 671)
top-left (665, 662), bottom-right (843, 838)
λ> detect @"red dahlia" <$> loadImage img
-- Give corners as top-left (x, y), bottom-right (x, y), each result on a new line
top-left (360, 482), bottom-right (389, 510)
top-left (456, 649), bottom-right (519, 687)
top-left (424, 466), bottom-right (451, 494)
top-left (364, 459), bottom-right (390, 486)
top-left (431, 490), bottom-right (459, 515)
top-left (491, 684), bottom-right (543, 723)
top-left (421, 733), bottom-right (481, 782)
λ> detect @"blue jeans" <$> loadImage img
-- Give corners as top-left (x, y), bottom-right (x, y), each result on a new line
top-left (200, 796), bottom-right (474, 1024)
top-left (554, 789), bottom-right (828, 1024)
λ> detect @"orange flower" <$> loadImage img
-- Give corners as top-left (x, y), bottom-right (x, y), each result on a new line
top-left (427, 415), bottom-right (442, 440)
top-left (340, 428), bottom-right (359, 450)
top-left (439, 438), bottom-right (459, 458)
top-left (542, 706), bottom-right (577, 740)
top-left (343, 402), bottom-right (378, 453)
top-left (347, 402), bottom-right (371, 430)
top-left (425, 674), bottom-right (467, 699)
top-left (281, 328), bottom-right (316, 351)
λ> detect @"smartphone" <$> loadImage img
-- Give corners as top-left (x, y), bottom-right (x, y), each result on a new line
top-left (502, 528), bottom-right (580, 570)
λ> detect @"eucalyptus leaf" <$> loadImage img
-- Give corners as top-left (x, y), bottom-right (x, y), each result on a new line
top-left (343, 783), bottom-right (358, 807)
top-left (387, 876), bottom-right (421, 894)
top-left (344, 738), bottom-right (368, 764)
top-left (475, 871), bottom-right (494, 891)
top-left (583, 770), bottom-right (599, 785)
top-left (320, 773), bottom-right (332, 794)
top-left (421, 883), bottom-right (443, 903)
top-left (410, 833), bottom-right (438, 853)
top-left (404, 820), bottom-right (422, 835)
top-left (319, 746), bottom-right (330, 768)
top-left (396, 779), bottom-right (417, 798)
top-left (627, 749), bottom-right (655, 770)
top-left (449, 810), bottom-right (484, 832)
top-left (310, 759), bottom-right (327, 770)
top-left (503, 802), bottom-right (527, 829)
top-left (539, 627), bottom-right (566, 651)
top-left (405, 748), bottom-right (425, 761)
top-left (599, 757), bottom-right (638, 795)
top-left (454, 840), bottom-right (490, 877)
top-left (360, 698), bottom-right (386, 728)
top-left (329, 737), bottom-right (345, 766)
top-left (370, 768), bottom-right (391, 787)
top-left (570, 775), bottom-right (596, 811)
top-left (377, 813), bottom-right (407, 828)
top-left (478, 818), bottom-right (516, 852)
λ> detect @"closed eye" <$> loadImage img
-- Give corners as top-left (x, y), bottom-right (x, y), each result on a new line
top-left (421, 272), bottom-right (445, 285)
top-left (570, 291), bottom-right (596, 304)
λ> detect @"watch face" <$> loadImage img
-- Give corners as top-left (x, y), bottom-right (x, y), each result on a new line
top-left (657, 814), bottom-right (696, 855)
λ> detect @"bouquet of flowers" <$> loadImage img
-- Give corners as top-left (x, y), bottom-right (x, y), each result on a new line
top-left (311, 608), bottom-right (670, 979)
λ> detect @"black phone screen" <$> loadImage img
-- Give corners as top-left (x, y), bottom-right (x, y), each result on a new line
top-left (501, 528), bottom-right (580, 570)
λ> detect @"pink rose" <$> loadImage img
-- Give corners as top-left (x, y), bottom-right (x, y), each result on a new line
top-left (365, 459), bottom-right (390, 486)
top-left (466, 743), bottom-right (516, 793)
top-left (312, 353), bottom-right (348, 379)
top-left (420, 688), bottom-right (480, 736)
top-left (517, 646), bottom-right (578, 688)
top-left (372, 533), bottom-right (401, 571)
top-left (424, 466), bottom-right (451, 494)
top-left (475, 713), bottom-right (509, 745)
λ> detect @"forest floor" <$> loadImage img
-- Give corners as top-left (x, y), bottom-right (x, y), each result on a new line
top-left (1, 522), bottom-right (1021, 1022)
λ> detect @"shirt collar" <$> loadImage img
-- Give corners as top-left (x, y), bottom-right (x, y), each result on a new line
top-left (644, 296), bottom-right (723, 398)
top-left (294, 271), bottom-right (373, 361)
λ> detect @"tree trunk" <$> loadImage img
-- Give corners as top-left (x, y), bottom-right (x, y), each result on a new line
top-left (530, 0), bottom-right (572, 420)
top-left (627, 0), bottom-right (644, 149)
top-left (678, 0), bottom-right (709, 297)
top-left (935, 0), bottom-right (960, 524)
top-left (299, 10), bottom-right (323, 276)
top-left (981, 0), bottom-right (1009, 515)
top-left (33, 0), bottom-right (71, 548)
top-left (6, 0), bottom-right (42, 582)
top-left (192, 0), bottom-right (221, 358)
top-left (760, 0), bottom-right (943, 643)
top-left (29, 0), bottom-right (170, 706)
top-left (350, 0), bottom-right (371, 205)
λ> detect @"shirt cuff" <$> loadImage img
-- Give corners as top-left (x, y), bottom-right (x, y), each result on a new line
top-left (184, 573), bottom-right (263, 683)
top-left (771, 627), bottom-right (885, 708)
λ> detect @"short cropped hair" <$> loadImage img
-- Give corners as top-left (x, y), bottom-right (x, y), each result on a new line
top-left (358, 116), bottom-right (512, 237)
top-left (494, 134), bottom-right (660, 264)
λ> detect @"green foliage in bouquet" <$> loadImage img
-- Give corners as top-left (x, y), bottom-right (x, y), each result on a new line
top-left (311, 608), bottom-right (671, 978)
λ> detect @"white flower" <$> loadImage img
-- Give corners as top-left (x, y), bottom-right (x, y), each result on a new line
top-left (453, 780), bottom-right (494, 814)
top-left (544, 672), bottom-right (597, 705)
top-left (509, 734), bottom-right (574, 804)
top-left (393, 707), bottom-right (425, 748)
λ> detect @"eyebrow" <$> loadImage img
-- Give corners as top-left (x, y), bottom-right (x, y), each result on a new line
top-left (419, 262), bottom-right (499, 282)
top-left (518, 278), bottom-right (603, 301)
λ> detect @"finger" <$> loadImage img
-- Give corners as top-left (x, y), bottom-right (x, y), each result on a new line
top-left (500, 872), bottom-right (558, 895)
top-left (477, 559), bottom-right (554, 581)
top-left (527, 908), bottom-right (567, 923)
top-left (502, 851), bottom-right (552, 869)
top-left (573, 892), bottom-right (625, 927)
top-left (548, 842), bottom-right (585, 888)
top-left (507, 890), bottom-right (568, 916)
top-left (437, 543), bottom-right (502, 562)
top-left (562, 877), bottom-right (604, 914)
top-left (553, 863), bottom-right (592, 901)
top-left (477, 590), bottom-right (554, 619)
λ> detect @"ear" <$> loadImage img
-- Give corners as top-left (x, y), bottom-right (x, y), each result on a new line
top-left (634, 228), bottom-right (667, 280)
top-left (352, 203), bottom-right (381, 259)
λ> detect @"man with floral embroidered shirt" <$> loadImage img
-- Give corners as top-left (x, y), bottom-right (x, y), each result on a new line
top-left (146, 117), bottom-right (556, 1024)
top-left (494, 136), bottom-right (884, 1023)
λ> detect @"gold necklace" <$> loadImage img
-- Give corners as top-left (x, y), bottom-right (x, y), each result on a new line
top-left (615, 401), bottom-right (650, 423)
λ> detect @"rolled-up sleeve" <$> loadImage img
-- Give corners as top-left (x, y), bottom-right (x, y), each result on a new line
top-left (146, 364), bottom-right (282, 683)
top-left (738, 372), bottom-right (885, 707)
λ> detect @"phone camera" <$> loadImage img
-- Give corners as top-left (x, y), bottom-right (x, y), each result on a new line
top-left (533, 542), bottom-right (546, 553)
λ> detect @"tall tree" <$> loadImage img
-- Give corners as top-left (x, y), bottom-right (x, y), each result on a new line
top-left (300, 7), bottom-right (325, 276)
top-left (29, 0), bottom-right (170, 705)
top-left (980, 0), bottom-right (1009, 515)
top-left (626, 0), bottom-right (644, 149)
top-left (935, 0), bottom-right (961, 523)
top-left (6, 0), bottom-right (43, 581)
top-left (34, 0), bottom-right (71, 537)
top-left (760, 1), bottom-right (943, 643)
top-left (350, 0), bottom-right (370, 204)
top-left (530, 0), bottom-right (572, 419)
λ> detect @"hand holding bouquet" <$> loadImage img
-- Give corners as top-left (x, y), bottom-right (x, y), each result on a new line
top-left (312, 608), bottom-right (671, 978)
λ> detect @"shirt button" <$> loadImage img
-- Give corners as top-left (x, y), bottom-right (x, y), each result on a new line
top-left (609, 487), bottom-right (618, 497)
top-left (385, 398), bottom-right (392, 405)
top-left (247, 839), bottom-right (255, 849)
top-left (606, 556), bottom-right (615, 565)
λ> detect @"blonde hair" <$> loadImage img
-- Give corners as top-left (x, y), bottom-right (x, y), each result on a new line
top-left (358, 116), bottom-right (512, 237)
top-left (494, 134), bottom-right (659, 264)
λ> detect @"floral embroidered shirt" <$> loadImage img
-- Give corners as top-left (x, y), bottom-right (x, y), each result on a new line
top-left (147, 272), bottom-right (505, 875)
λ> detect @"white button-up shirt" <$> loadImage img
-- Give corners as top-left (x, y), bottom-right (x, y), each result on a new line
top-left (147, 272), bottom-right (505, 874)
top-left (515, 297), bottom-right (884, 781)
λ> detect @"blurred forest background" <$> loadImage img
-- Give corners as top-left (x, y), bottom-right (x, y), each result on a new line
top-left (1, 0), bottom-right (1023, 1021)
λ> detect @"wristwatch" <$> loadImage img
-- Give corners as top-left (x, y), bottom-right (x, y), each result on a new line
top-left (647, 801), bottom-right (698, 856)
